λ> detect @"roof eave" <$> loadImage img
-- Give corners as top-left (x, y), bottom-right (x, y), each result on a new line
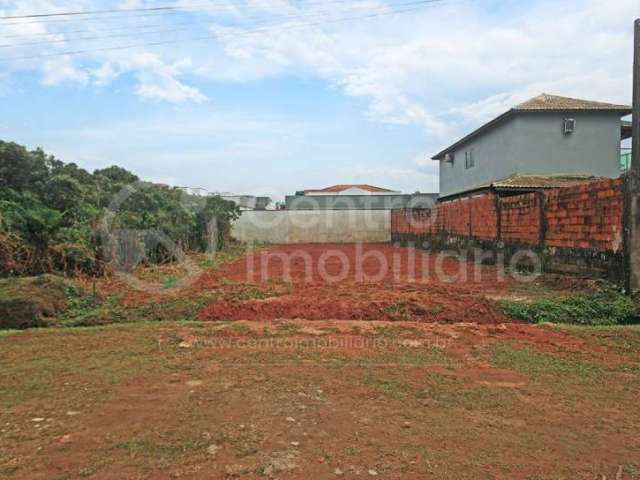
top-left (431, 109), bottom-right (515, 160)
top-left (431, 107), bottom-right (632, 161)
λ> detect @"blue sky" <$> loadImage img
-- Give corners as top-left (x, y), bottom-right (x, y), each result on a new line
top-left (0, 0), bottom-right (637, 200)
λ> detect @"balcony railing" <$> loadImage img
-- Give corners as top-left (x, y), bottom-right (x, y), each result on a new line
top-left (621, 148), bottom-right (632, 172)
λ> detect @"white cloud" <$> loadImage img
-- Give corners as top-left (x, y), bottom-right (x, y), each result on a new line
top-left (132, 55), bottom-right (206, 103)
top-left (41, 55), bottom-right (89, 86)
top-left (196, 0), bottom-right (637, 145)
top-left (3, 0), bottom-right (637, 118)
top-left (0, 0), bottom-right (638, 198)
top-left (133, 72), bottom-right (207, 103)
top-left (91, 62), bottom-right (120, 86)
top-left (93, 53), bottom-right (207, 103)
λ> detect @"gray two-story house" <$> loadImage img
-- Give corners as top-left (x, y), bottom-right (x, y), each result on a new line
top-left (432, 94), bottom-right (632, 198)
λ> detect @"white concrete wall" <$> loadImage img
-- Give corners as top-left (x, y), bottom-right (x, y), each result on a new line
top-left (231, 210), bottom-right (391, 244)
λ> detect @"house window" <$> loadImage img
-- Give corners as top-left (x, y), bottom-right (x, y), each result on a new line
top-left (464, 150), bottom-right (475, 169)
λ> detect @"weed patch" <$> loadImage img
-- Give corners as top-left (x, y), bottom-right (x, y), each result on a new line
top-left (384, 301), bottom-right (445, 321)
top-left (501, 291), bottom-right (640, 325)
top-left (491, 342), bottom-right (603, 381)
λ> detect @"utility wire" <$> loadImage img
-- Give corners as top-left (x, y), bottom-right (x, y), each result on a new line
top-left (0, 20), bottom-right (196, 39)
top-left (0, 0), bottom-right (443, 49)
top-left (0, 0), bottom-right (361, 36)
top-left (4, 1), bottom-right (449, 61)
top-left (0, 10), bottom-right (194, 26)
top-left (0, 6), bottom-right (179, 20)
top-left (0, 26), bottom-right (191, 48)
top-left (0, 0), bottom-right (357, 37)
top-left (0, 0), bottom-right (361, 26)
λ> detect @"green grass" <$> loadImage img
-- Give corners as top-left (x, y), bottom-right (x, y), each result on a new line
top-left (221, 278), bottom-right (291, 302)
top-left (367, 346), bottom-right (456, 368)
top-left (0, 326), bottom-right (167, 407)
top-left (501, 291), bottom-right (640, 325)
top-left (363, 375), bottom-right (411, 399)
top-left (491, 342), bottom-right (604, 381)
top-left (115, 439), bottom-right (183, 459)
top-left (415, 374), bottom-right (519, 410)
top-left (383, 301), bottom-right (446, 321)
top-left (0, 330), bottom-right (20, 338)
top-left (160, 276), bottom-right (179, 289)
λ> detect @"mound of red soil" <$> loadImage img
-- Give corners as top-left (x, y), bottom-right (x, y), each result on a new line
top-left (196, 244), bottom-right (512, 324)
top-left (198, 283), bottom-right (507, 324)
top-left (195, 243), bottom-right (510, 288)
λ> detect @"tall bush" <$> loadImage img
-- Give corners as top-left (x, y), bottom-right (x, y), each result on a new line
top-left (0, 140), bottom-right (240, 276)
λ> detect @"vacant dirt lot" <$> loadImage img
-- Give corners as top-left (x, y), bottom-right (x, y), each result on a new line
top-left (1, 321), bottom-right (639, 479)
top-left (196, 244), bottom-right (518, 323)
top-left (2, 244), bottom-right (638, 479)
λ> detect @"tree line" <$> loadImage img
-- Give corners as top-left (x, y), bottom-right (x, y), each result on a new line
top-left (0, 140), bottom-right (240, 276)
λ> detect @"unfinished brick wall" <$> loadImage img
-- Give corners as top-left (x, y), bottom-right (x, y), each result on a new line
top-left (499, 193), bottom-right (541, 246)
top-left (544, 178), bottom-right (624, 252)
top-left (391, 208), bottom-right (439, 235)
top-left (440, 197), bottom-right (470, 236)
top-left (391, 177), bottom-right (624, 253)
top-left (469, 194), bottom-right (499, 241)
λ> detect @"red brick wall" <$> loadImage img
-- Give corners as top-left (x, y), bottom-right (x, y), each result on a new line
top-left (499, 193), bottom-right (541, 245)
top-left (469, 194), bottom-right (498, 240)
top-left (544, 178), bottom-right (623, 252)
top-left (391, 178), bottom-right (624, 253)
top-left (391, 208), bottom-right (439, 235)
top-left (440, 197), bottom-right (470, 235)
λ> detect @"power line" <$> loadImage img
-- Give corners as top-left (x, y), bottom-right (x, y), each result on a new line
top-left (0, 0), bottom-right (361, 35)
top-left (0, 20), bottom-right (196, 39)
top-left (0, 0), bottom-right (354, 26)
top-left (0, 26), bottom-right (192, 49)
top-left (4, 0), bottom-right (450, 61)
top-left (2, 0), bottom-right (448, 55)
top-left (0, 0), bottom-right (441, 49)
top-left (0, 9), bottom-right (191, 26)
top-left (0, 6), bottom-right (179, 20)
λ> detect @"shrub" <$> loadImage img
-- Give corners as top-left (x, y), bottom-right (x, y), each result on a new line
top-left (501, 291), bottom-right (640, 326)
top-left (0, 140), bottom-right (240, 276)
top-left (0, 275), bottom-right (70, 329)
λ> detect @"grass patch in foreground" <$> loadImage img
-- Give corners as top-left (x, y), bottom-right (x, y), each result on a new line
top-left (491, 342), bottom-right (603, 381)
top-left (501, 291), bottom-right (640, 325)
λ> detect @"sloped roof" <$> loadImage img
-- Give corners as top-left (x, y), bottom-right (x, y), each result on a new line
top-left (304, 184), bottom-right (396, 193)
top-left (491, 174), bottom-right (604, 190)
top-left (432, 94), bottom-right (632, 160)
top-left (514, 94), bottom-right (631, 112)
top-left (439, 174), bottom-right (604, 199)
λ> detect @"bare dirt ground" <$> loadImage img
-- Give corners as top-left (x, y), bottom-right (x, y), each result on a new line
top-left (1, 244), bottom-right (639, 479)
top-left (1, 321), bottom-right (639, 479)
top-left (195, 244), bottom-right (519, 323)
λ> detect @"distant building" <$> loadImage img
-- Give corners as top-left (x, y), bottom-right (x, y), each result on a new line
top-left (300, 184), bottom-right (400, 196)
top-left (217, 194), bottom-right (272, 210)
top-left (431, 94), bottom-right (632, 199)
top-left (286, 184), bottom-right (437, 210)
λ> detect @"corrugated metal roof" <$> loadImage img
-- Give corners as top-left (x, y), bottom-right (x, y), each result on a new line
top-left (432, 94), bottom-right (632, 160)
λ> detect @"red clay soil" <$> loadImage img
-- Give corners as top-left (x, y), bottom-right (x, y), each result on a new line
top-left (197, 243), bottom-right (510, 286)
top-left (197, 244), bottom-right (512, 324)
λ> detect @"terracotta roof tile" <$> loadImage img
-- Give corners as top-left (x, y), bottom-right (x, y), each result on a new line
top-left (432, 94), bottom-right (631, 160)
top-left (515, 94), bottom-right (631, 112)
top-left (491, 174), bottom-right (604, 189)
